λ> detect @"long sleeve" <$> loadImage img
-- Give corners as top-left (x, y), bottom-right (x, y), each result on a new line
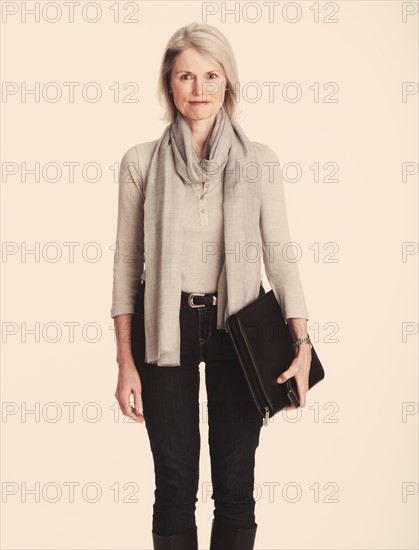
top-left (110, 145), bottom-right (145, 318)
top-left (259, 144), bottom-right (309, 324)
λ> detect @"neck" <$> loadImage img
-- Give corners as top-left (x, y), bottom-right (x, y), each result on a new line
top-left (184, 114), bottom-right (217, 157)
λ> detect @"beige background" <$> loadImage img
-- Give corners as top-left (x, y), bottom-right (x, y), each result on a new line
top-left (1, 1), bottom-right (418, 549)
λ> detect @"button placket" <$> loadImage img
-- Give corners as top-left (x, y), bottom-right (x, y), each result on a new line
top-left (193, 182), bottom-right (210, 227)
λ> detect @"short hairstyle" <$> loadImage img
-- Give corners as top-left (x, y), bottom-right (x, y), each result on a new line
top-left (157, 22), bottom-right (239, 123)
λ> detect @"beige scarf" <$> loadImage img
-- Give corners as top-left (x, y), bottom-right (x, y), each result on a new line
top-left (143, 105), bottom-right (263, 366)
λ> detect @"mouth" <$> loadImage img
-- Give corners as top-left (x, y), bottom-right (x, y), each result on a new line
top-left (189, 101), bottom-right (210, 105)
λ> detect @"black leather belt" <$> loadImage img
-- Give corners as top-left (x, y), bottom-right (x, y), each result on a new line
top-left (181, 291), bottom-right (217, 308)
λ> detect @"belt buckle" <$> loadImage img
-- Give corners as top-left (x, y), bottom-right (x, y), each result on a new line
top-left (188, 293), bottom-right (205, 308)
top-left (187, 293), bottom-right (217, 307)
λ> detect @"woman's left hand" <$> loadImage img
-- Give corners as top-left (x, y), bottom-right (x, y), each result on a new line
top-left (276, 346), bottom-right (312, 410)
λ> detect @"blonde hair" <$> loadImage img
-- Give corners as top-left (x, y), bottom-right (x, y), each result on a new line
top-left (157, 22), bottom-right (239, 123)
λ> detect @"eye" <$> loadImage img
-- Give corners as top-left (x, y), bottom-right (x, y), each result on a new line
top-left (179, 73), bottom-right (219, 80)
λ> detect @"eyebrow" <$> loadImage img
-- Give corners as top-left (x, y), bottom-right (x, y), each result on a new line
top-left (174, 69), bottom-right (221, 75)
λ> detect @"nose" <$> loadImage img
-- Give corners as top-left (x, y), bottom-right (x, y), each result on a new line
top-left (192, 76), bottom-right (204, 97)
top-left (193, 78), bottom-right (216, 100)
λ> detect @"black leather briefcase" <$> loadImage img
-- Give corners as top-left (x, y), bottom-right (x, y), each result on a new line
top-left (226, 288), bottom-right (325, 426)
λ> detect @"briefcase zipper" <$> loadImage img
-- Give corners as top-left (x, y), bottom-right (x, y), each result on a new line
top-left (236, 355), bottom-right (271, 427)
top-left (240, 364), bottom-right (271, 427)
top-left (236, 319), bottom-right (274, 426)
top-left (227, 317), bottom-right (273, 427)
top-left (263, 407), bottom-right (270, 426)
top-left (240, 363), bottom-right (271, 427)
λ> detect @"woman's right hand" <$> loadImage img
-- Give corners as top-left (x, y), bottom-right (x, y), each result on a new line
top-left (115, 360), bottom-right (145, 424)
top-left (114, 314), bottom-right (145, 424)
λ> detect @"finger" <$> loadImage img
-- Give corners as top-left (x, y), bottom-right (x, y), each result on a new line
top-left (277, 365), bottom-right (297, 384)
top-left (295, 383), bottom-right (308, 408)
top-left (284, 405), bottom-right (297, 411)
top-left (121, 399), bottom-right (140, 423)
top-left (133, 390), bottom-right (145, 423)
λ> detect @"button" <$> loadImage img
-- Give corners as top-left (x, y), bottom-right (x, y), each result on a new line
top-left (200, 195), bottom-right (204, 199)
top-left (201, 208), bottom-right (206, 213)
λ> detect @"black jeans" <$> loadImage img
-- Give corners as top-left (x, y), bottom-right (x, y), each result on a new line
top-left (131, 283), bottom-right (265, 537)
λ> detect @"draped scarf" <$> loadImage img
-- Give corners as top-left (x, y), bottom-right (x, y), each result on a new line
top-left (143, 105), bottom-right (262, 366)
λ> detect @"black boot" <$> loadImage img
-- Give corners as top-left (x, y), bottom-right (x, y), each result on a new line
top-left (152, 525), bottom-right (198, 550)
top-left (209, 519), bottom-right (258, 550)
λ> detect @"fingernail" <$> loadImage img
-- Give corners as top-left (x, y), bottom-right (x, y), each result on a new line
top-left (277, 377), bottom-right (282, 383)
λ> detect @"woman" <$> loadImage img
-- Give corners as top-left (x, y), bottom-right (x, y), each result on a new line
top-left (111, 22), bottom-right (312, 550)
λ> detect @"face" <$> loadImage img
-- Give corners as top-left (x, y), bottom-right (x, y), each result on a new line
top-left (170, 47), bottom-right (228, 122)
